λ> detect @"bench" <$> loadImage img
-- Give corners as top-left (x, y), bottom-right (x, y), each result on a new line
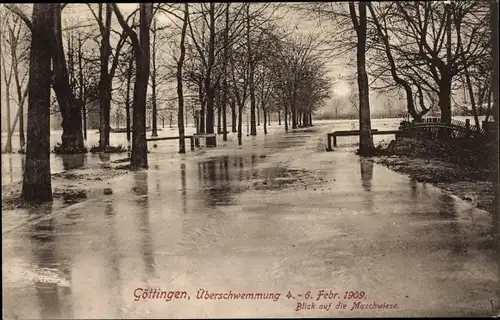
top-left (192, 133), bottom-right (217, 147)
top-left (146, 136), bottom-right (195, 151)
top-left (326, 129), bottom-right (402, 150)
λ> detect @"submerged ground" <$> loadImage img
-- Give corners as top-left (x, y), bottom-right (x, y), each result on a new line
top-left (2, 120), bottom-right (499, 318)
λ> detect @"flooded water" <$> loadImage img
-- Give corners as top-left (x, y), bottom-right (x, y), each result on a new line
top-left (2, 120), bottom-right (498, 318)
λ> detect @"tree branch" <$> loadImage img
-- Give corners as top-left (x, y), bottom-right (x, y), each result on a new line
top-left (5, 5), bottom-right (32, 32)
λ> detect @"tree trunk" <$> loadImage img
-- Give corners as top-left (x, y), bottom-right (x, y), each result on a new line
top-left (98, 4), bottom-right (112, 149)
top-left (2, 67), bottom-right (13, 153)
top-left (249, 90), bottom-right (256, 134)
top-left (177, 4), bottom-right (188, 154)
top-left (238, 105), bottom-right (243, 145)
top-left (12, 46), bottom-right (27, 151)
top-left (222, 101), bottom-right (227, 141)
top-left (438, 75), bottom-right (453, 123)
top-left (125, 53), bottom-right (133, 145)
top-left (76, 36), bottom-right (86, 142)
top-left (130, 4), bottom-right (152, 169)
top-left (278, 111), bottom-right (281, 126)
top-left (205, 88), bottom-right (216, 146)
top-left (205, 3), bottom-right (216, 147)
top-left (99, 80), bottom-right (112, 149)
top-left (151, 19), bottom-right (158, 138)
top-left (19, 107), bottom-right (25, 149)
top-left (217, 103), bottom-right (222, 134)
top-left (231, 100), bottom-right (237, 132)
top-left (222, 3), bottom-right (230, 142)
top-left (1, 25), bottom-right (14, 153)
top-left (151, 75), bottom-right (158, 137)
top-left (463, 70), bottom-right (481, 128)
top-left (257, 107), bottom-right (260, 126)
top-left (247, 5), bottom-right (257, 136)
top-left (22, 3), bottom-right (53, 202)
top-left (0, 13), bottom-right (2, 151)
top-left (52, 4), bottom-right (84, 153)
top-left (284, 106), bottom-right (288, 131)
top-left (263, 108), bottom-right (267, 134)
top-left (492, 0), bottom-right (499, 125)
top-left (291, 103), bottom-right (297, 129)
top-left (489, 0), bottom-right (499, 262)
top-left (199, 83), bottom-right (206, 134)
top-left (351, 1), bottom-right (374, 155)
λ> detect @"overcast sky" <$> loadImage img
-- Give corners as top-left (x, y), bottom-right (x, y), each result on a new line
top-left (0, 3), bottom-right (394, 130)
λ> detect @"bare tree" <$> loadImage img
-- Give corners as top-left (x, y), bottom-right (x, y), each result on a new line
top-left (228, 32), bottom-right (250, 146)
top-left (2, 8), bottom-right (30, 153)
top-left (378, 2), bottom-right (489, 123)
top-left (22, 3), bottom-right (53, 202)
top-left (221, 3), bottom-right (231, 141)
top-left (88, 4), bottom-right (131, 150)
top-left (349, 1), bottom-right (374, 155)
top-left (113, 3), bottom-right (154, 169)
top-left (490, 0), bottom-right (499, 259)
top-left (115, 43), bottom-right (135, 146)
top-left (148, 17), bottom-right (171, 137)
top-left (51, 4), bottom-right (85, 153)
top-left (1, 11), bottom-right (14, 153)
top-left (367, 3), bottom-right (431, 122)
top-left (65, 28), bottom-right (99, 142)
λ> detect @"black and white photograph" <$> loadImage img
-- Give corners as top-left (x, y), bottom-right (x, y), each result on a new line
top-left (1, 1), bottom-right (499, 318)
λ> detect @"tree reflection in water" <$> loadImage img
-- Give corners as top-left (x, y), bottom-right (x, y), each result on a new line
top-left (437, 192), bottom-right (468, 258)
top-left (180, 162), bottom-right (187, 214)
top-left (360, 158), bottom-right (374, 213)
top-left (30, 212), bottom-right (66, 319)
top-left (104, 199), bottom-right (124, 316)
top-left (201, 157), bottom-right (233, 207)
top-left (133, 171), bottom-right (156, 281)
top-left (61, 154), bottom-right (85, 170)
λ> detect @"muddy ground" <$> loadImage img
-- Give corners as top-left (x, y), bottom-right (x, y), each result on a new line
top-left (1, 158), bottom-right (130, 212)
top-left (374, 138), bottom-right (496, 214)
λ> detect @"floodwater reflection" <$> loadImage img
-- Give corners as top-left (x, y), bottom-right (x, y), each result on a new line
top-left (133, 171), bottom-right (155, 280)
top-left (103, 200), bottom-right (123, 314)
top-left (359, 158), bottom-right (374, 212)
top-left (360, 158), bottom-right (373, 192)
top-left (436, 193), bottom-right (467, 258)
top-left (61, 154), bottom-right (85, 170)
top-left (30, 212), bottom-right (72, 319)
top-left (181, 163), bottom-right (187, 214)
top-left (199, 158), bottom-right (233, 207)
top-left (9, 156), bottom-right (13, 183)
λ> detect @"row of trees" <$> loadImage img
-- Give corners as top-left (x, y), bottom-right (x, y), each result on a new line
top-left (1, 3), bottom-right (331, 203)
top-left (295, 1), bottom-right (498, 154)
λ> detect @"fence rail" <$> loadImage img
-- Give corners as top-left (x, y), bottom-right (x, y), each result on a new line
top-left (399, 117), bottom-right (488, 142)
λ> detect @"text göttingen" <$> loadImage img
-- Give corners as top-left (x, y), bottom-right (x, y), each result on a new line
top-left (133, 288), bottom-right (399, 311)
